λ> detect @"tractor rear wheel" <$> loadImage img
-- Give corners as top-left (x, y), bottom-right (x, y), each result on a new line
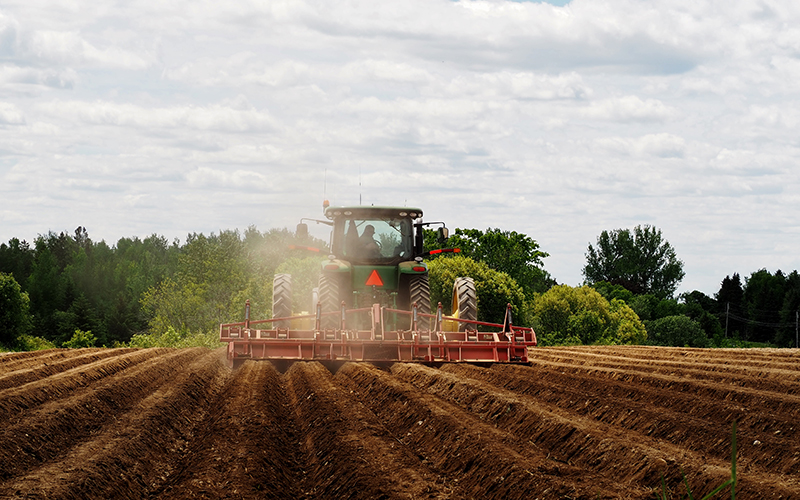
top-left (409, 274), bottom-right (431, 330)
top-left (318, 274), bottom-right (341, 330)
top-left (272, 274), bottom-right (292, 328)
top-left (451, 276), bottom-right (477, 332)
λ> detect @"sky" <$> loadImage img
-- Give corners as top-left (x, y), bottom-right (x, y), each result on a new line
top-left (1, 0), bottom-right (799, 297)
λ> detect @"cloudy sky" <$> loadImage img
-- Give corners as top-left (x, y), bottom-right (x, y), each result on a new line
top-left (1, 0), bottom-right (799, 296)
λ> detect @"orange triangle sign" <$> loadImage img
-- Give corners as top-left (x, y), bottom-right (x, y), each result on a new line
top-left (365, 269), bottom-right (384, 286)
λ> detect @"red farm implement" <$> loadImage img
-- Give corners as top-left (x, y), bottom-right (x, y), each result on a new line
top-left (220, 300), bottom-right (537, 369)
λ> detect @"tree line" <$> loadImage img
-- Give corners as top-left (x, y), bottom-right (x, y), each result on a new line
top-left (0, 226), bottom-right (325, 349)
top-left (581, 225), bottom-right (799, 348)
top-left (1, 224), bottom-right (798, 350)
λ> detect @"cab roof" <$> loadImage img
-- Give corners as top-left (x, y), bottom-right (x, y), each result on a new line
top-left (324, 206), bottom-right (423, 221)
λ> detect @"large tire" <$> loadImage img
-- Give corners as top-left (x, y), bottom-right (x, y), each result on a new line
top-left (409, 274), bottom-right (431, 330)
top-left (272, 274), bottom-right (292, 328)
top-left (451, 276), bottom-right (477, 332)
top-left (318, 274), bottom-right (341, 330)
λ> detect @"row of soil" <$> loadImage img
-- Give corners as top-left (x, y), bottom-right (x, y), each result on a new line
top-left (0, 348), bottom-right (218, 489)
top-left (535, 347), bottom-right (800, 393)
top-left (458, 360), bottom-right (800, 475)
top-left (335, 362), bottom-right (642, 499)
top-left (0, 349), bottom-right (108, 376)
top-left (1, 346), bottom-right (798, 499)
top-left (0, 348), bottom-right (138, 391)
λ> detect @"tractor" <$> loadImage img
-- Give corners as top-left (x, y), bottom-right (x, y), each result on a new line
top-left (219, 203), bottom-right (536, 368)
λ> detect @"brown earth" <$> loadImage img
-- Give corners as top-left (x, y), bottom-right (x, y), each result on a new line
top-left (0, 345), bottom-right (798, 499)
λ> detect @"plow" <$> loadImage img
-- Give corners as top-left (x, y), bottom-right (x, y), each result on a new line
top-left (220, 203), bottom-right (537, 369)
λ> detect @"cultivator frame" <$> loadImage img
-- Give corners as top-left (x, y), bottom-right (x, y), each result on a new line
top-left (220, 300), bottom-right (537, 369)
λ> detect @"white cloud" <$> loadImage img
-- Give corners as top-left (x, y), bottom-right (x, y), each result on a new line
top-left (442, 71), bottom-right (590, 100)
top-left (594, 133), bottom-right (686, 158)
top-left (186, 166), bottom-right (272, 190)
top-left (581, 95), bottom-right (677, 122)
top-left (1, 15), bottom-right (151, 70)
top-left (0, 64), bottom-right (77, 89)
top-left (2, 0), bottom-right (800, 295)
top-left (36, 100), bottom-right (278, 133)
top-left (0, 101), bottom-right (25, 124)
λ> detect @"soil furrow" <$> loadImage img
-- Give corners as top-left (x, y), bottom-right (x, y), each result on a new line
top-left (0, 349), bottom-right (228, 500)
top-left (0, 348), bottom-right (137, 391)
top-left (524, 356), bottom-right (800, 420)
top-left (152, 359), bottom-right (300, 499)
top-left (337, 362), bottom-right (642, 499)
top-left (531, 348), bottom-right (800, 393)
top-left (546, 346), bottom-right (800, 365)
top-left (0, 348), bottom-right (205, 483)
top-left (392, 363), bottom-right (799, 499)
top-left (0, 348), bottom-right (173, 424)
top-left (287, 361), bottom-right (451, 500)
top-left (0, 349), bottom-right (101, 376)
top-left (0, 345), bottom-right (798, 498)
top-left (440, 362), bottom-right (799, 474)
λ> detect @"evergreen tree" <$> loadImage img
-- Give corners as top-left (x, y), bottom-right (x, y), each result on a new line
top-left (716, 273), bottom-right (745, 338)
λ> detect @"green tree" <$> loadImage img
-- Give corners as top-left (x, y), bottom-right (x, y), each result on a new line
top-left (26, 242), bottom-right (74, 340)
top-left (777, 271), bottom-right (800, 347)
top-left (531, 284), bottom-right (646, 346)
top-left (583, 225), bottom-right (684, 298)
top-left (591, 281), bottom-right (634, 303)
top-left (742, 269), bottom-right (786, 343)
top-left (427, 228), bottom-right (554, 296)
top-left (716, 273), bottom-right (745, 339)
top-left (680, 290), bottom-right (723, 340)
top-left (427, 255), bottom-right (527, 325)
top-left (645, 315), bottom-right (709, 347)
top-left (0, 272), bottom-right (33, 347)
top-left (0, 238), bottom-right (35, 287)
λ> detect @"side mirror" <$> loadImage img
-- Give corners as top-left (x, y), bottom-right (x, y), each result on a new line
top-left (296, 223), bottom-right (309, 238)
top-left (437, 227), bottom-right (449, 244)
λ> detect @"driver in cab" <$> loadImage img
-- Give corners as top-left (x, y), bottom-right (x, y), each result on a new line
top-left (359, 225), bottom-right (381, 258)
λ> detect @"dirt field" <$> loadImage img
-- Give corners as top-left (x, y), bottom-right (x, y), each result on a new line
top-left (0, 345), bottom-right (798, 499)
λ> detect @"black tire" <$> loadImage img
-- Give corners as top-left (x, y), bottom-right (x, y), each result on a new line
top-left (318, 274), bottom-right (341, 330)
top-left (451, 277), bottom-right (477, 332)
top-left (409, 274), bottom-right (431, 330)
top-left (272, 274), bottom-right (292, 328)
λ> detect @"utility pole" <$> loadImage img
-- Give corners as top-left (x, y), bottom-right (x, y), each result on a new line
top-left (796, 310), bottom-right (798, 349)
top-left (725, 302), bottom-right (730, 338)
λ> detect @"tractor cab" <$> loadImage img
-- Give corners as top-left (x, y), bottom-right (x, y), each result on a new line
top-left (325, 206), bottom-right (422, 264)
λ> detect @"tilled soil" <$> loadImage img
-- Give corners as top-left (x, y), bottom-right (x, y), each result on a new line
top-left (0, 346), bottom-right (798, 499)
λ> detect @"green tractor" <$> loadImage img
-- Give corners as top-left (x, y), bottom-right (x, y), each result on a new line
top-left (273, 204), bottom-right (475, 331)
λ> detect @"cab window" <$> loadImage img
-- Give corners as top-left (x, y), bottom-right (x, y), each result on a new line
top-left (342, 218), bottom-right (412, 261)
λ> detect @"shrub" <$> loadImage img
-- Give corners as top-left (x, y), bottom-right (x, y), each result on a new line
top-left (128, 326), bottom-right (222, 349)
top-left (645, 315), bottom-right (709, 347)
top-left (13, 335), bottom-right (57, 351)
top-left (532, 285), bottom-right (647, 346)
top-left (62, 329), bottom-right (97, 348)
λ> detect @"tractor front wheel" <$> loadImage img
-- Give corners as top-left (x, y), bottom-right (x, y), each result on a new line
top-left (318, 274), bottom-right (341, 330)
top-left (451, 276), bottom-right (477, 332)
top-left (272, 274), bottom-right (293, 328)
top-left (409, 274), bottom-right (431, 330)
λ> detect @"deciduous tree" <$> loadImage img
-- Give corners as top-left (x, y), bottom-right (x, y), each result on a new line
top-left (0, 272), bottom-right (32, 347)
top-left (531, 284), bottom-right (646, 346)
top-left (427, 227), bottom-right (554, 296)
top-left (583, 225), bottom-right (684, 298)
